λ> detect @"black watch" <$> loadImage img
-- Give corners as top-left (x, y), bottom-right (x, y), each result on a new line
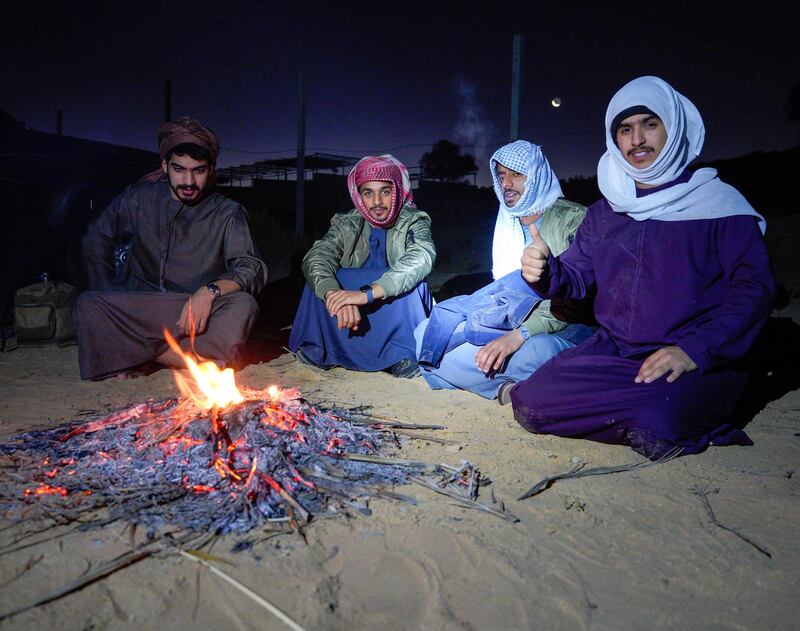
top-left (206, 283), bottom-right (222, 300)
top-left (359, 284), bottom-right (374, 304)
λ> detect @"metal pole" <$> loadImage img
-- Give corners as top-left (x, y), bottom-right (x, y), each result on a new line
top-left (510, 34), bottom-right (523, 142)
top-left (164, 79), bottom-right (172, 122)
top-left (295, 70), bottom-right (306, 238)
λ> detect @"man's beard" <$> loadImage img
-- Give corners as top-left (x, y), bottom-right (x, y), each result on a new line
top-left (173, 184), bottom-right (203, 204)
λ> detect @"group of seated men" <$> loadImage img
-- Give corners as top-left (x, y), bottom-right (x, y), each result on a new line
top-left (76, 75), bottom-right (776, 460)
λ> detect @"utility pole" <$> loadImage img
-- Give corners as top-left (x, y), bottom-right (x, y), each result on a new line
top-left (295, 70), bottom-right (307, 238)
top-left (510, 33), bottom-right (523, 142)
top-left (164, 79), bottom-right (172, 122)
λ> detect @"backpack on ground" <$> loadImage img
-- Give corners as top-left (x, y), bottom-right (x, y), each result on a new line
top-left (14, 281), bottom-right (77, 343)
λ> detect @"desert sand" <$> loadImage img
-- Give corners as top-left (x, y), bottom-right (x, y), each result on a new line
top-left (1, 215), bottom-right (799, 630)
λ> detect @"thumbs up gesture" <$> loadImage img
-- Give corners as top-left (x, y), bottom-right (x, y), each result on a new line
top-left (520, 222), bottom-right (550, 283)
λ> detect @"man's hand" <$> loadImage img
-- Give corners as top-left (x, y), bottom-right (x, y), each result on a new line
top-left (178, 288), bottom-right (215, 336)
top-left (325, 289), bottom-right (368, 316)
top-left (334, 304), bottom-right (361, 330)
top-left (475, 329), bottom-right (526, 374)
top-left (635, 346), bottom-right (697, 384)
top-left (520, 223), bottom-right (550, 284)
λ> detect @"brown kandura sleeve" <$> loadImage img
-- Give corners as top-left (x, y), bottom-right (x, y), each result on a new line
top-left (220, 207), bottom-right (268, 294)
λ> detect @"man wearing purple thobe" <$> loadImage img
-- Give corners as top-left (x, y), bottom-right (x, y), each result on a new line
top-left (511, 76), bottom-right (776, 458)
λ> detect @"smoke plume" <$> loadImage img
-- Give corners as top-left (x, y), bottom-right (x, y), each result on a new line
top-left (453, 76), bottom-right (495, 183)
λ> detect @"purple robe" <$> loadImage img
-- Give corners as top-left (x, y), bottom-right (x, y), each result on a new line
top-left (511, 173), bottom-right (776, 458)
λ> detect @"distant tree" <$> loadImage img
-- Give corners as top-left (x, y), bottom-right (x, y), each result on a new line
top-left (419, 140), bottom-right (477, 183)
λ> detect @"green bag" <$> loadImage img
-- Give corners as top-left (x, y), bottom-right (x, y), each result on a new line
top-left (14, 281), bottom-right (77, 342)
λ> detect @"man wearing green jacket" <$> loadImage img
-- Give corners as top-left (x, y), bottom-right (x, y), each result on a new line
top-left (415, 140), bottom-right (593, 402)
top-left (289, 155), bottom-right (435, 377)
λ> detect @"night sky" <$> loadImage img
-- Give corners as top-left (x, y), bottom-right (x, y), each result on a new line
top-left (3, 2), bottom-right (798, 185)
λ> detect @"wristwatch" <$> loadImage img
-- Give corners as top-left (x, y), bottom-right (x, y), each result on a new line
top-left (206, 283), bottom-right (222, 300)
top-left (517, 326), bottom-right (531, 341)
top-left (359, 285), bottom-right (374, 304)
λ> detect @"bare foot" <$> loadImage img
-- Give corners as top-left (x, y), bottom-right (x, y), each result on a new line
top-left (111, 362), bottom-right (155, 381)
top-left (114, 371), bottom-right (141, 381)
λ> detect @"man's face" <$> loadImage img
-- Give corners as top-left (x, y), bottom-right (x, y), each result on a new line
top-left (162, 153), bottom-right (214, 204)
top-left (359, 180), bottom-right (393, 223)
top-left (615, 113), bottom-right (668, 169)
top-left (496, 164), bottom-right (527, 207)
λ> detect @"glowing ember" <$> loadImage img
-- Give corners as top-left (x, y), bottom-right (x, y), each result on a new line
top-left (0, 345), bottom-right (509, 536)
top-left (1, 394), bottom-right (419, 533)
top-left (24, 484), bottom-right (68, 497)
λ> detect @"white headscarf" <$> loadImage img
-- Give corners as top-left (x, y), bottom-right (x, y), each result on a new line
top-left (490, 140), bottom-right (563, 279)
top-left (597, 76), bottom-right (765, 233)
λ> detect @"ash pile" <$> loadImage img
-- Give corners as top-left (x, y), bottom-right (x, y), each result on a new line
top-left (0, 388), bottom-right (517, 537)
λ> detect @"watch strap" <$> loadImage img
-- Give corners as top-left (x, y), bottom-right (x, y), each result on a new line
top-left (359, 285), bottom-right (374, 304)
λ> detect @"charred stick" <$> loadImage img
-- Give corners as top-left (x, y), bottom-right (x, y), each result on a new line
top-left (467, 467), bottom-right (478, 501)
top-left (326, 406), bottom-right (446, 430)
top-left (375, 489), bottom-right (419, 505)
top-left (354, 419), bottom-right (447, 431)
top-left (444, 462), bottom-right (471, 487)
top-left (339, 453), bottom-right (432, 470)
top-left (379, 427), bottom-right (461, 445)
top-left (409, 476), bottom-right (519, 523)
top-left (0, 533), bottom-right (180, 622)
top-left (304, 480), bottom-right (372, 515)
top-left (259, 474), bottom-right (310, 524)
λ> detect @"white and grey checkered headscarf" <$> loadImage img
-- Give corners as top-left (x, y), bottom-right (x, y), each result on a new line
top-left (490, 141), bottom-right (563, 279)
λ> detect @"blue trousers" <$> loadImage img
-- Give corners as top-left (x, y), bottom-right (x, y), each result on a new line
top-left (418, 271), bottom-right (540, 368)
top-left (415, 318), bottom-right (591, 400)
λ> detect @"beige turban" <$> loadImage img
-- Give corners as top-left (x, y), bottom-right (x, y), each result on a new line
top-left (157, 117), bottom-right (220, 164)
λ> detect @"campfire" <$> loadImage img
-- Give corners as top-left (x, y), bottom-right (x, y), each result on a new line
top-left (1, 334), bottom-right (517, 540)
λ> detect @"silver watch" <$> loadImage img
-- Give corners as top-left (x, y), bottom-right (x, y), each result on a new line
top-left (206, 283), bottom-right (222, 299)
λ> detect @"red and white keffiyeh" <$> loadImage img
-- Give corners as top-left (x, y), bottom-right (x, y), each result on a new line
top-left (347, 155), bottom-right (415, 228)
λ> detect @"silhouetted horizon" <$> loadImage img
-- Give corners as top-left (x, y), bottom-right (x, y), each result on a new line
top-left (3, 2), bottom-right (799, 184)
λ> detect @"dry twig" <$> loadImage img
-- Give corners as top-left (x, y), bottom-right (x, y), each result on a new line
top-left (518, 447), bottom-right (684, 500)
top-left (178, 549), bottom-right (307, 631)
top-left (692, 487), bottom-right (771, 558)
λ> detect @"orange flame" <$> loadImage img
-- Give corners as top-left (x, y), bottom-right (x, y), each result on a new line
top-left (164, 329), bottom-right (243, 410)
